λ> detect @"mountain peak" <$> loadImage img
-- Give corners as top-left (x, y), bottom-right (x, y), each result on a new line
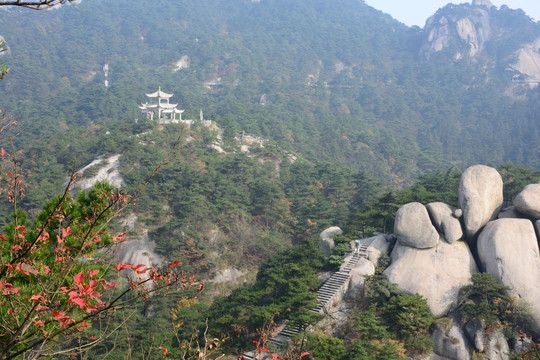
top-left (472, 0), bottom-right (494, 9)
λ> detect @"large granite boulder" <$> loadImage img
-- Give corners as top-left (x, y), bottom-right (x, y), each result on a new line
top-left (319, 226), bottom-right (342, 255)
top-left (394, 202), bottom-right (439, 249)
top-left (465, 320), bottom-right (484, 352)
top-left (514, 183), bottom-right (540, 219)
top-left (364, 234), bottom-right (391, 266)
top-left (384, 241), bottom-right (478, 316)
top-left (459, 165), bottom-right (503, 239)
top-left (427, 202), bottom-right (464, 244)
top-left (477, 218), bottom-right (540, 334)
top-left (432, 319), bottom-right (472, 360)
top-left (346, 258), bottom-right (375, 299)
top-left (485, 329), bottom-right (511, 360)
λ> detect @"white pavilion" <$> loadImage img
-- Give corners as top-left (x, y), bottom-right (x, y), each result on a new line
top-left (138, 87), bottom-right (184, 124)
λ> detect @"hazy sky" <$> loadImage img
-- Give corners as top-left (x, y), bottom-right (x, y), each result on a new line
top-left (364, 0), bottom-right (540, 27)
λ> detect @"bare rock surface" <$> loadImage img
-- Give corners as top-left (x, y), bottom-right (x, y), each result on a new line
top-left (213, 268), bottom-right (244, 283)
top-left (472, 0), bottom-right (494, 8)
top-left (113, 229), bottom-right (163, 287)
top-left (319, 226), bottom-right (342, 255)
top-left (366, 235), bottom-right (390, 266)
top-left (76, 154), bottom-right (125, 190)
top-left (394, 202), bottom-right (439, 249)
top-left (485, 329), bottom-right (511, 360)
top-left (346, 258), bottom-right (375, 299)
top-left (384, 241), bottom-right (478, 316)
top-left (432, 319), bottom-right (471, 360)
top-left (514, 183), bottom-right (540, 219)
top-left (459, 165), bottom-right (503, 239)
top-left (427, 202), bottom-right (463, 244)
top-left (465, 320), bottom-right (484, 352)
top-left (508, 37), bottom-right (540, 81)
top-left (477, 218), bottom-right (540, 333)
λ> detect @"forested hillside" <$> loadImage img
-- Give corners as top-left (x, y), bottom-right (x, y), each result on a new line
top-left (1, 0), bottom-right (540, 358)
top-left (1, 0), bottom-right (539, 184)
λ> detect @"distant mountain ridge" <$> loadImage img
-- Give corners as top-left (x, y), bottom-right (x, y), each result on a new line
top-left (0, 0), bottom-right (539, 183)
top-left (420, 0), bottom-right (540, 80)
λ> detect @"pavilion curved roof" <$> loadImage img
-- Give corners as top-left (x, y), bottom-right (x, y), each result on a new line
top-left (138, 103), bottom-right (158, 110)
top-left (162, 108), bottom-right (185, 114)
top-left (146, 87), bottom-right (173, 98)
top-left (159, 103), bottom-right (178, 109)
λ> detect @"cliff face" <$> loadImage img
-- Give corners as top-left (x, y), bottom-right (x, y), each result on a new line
top-left (421, 4), bottom-right (492, 60)
top-left (419, 0), bottom-right (540, 81)
top-left (508, 37), bottom-right (540, 80)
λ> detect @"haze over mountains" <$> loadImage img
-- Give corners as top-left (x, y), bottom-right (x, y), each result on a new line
top-left (1, 0), bottom-right (540, 183)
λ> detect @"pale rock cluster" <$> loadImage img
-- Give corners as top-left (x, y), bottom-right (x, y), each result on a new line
top-left (325, 164), bottom-right (540, 359)
top-left (383, 165), bottom-right (540, 326)
top-left (383, 164), bottom-right (540, 359)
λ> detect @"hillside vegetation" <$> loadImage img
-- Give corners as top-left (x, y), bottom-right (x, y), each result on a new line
top-left (0, 0), bottom-right (540, 183)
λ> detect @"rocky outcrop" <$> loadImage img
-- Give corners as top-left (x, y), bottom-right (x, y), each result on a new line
top-left (384, 241), bottom-right (478, 316)
top-left (421, 3), bottom-right (491, 60)
top-left (508, 37), bottom-right (540, 81)
top-left (432, 318), bottom-right (472, 360)
top-left (465, 320), bottom-right (484, 352)
top-left (319, 226), bottom-right (342, 255)
top-left (353, 164), bottom-right (540, 359)
top-left (213, 268), bottom-right (244, 283)
top-left (485, 329), bottom-right (511, 360)
top-left (365, 234), bottom-right (391, 266)
top-left (513, 183), bottom-right (540, 219)
top-left (394, 202), bottom-right (439, 249)
top-left (76, 154), bottom-right (125, 190)
top-left (113, 228), bottom-right (163, 286)
top-left (459, 165), bottom-right (503, 239)
top-left (477, 218), bottom-right (540, 333)
top-left (472, 0), bottom-right (494, 8)
top-left (427, 202), bottom-right (463, 244)
top-left (347, 258), bottom-right (375, 299)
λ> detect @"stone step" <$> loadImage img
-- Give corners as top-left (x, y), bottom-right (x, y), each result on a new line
top-left (318, 289), bottom-right (339, 297)
top-left (319, 285), bottom-right (344, 292)
top-left (319, 286), bottom-right (343, 293)
top-left (317, 290), bottom-right (336, 297)
top-left (269, 335), bottom-right (290, 347)
top-left (281, 330), bottom-right (299, 337)
top-left (318, 286), bottom-right (341, 293)
top-left (317, 292), bottom-right (336, 298)
top-left (324, 276), bottom-right (347, 283)
top-left (321, 279), bottom-right (346, 286)
top-left (322, 277), bottom-right (348, 284)
top-left (240, 245), bottom-right (380, 358)
top-left (317, 297), bottom-right (333, 303)
top-left (321, 279), bottom-right (347, 286)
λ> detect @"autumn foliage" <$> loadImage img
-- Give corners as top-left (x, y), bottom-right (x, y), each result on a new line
top-left (0, 144), bottom-right (192, 359)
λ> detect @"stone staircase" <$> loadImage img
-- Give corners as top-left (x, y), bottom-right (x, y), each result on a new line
top-left (241, 238), bottom-right (374, 359)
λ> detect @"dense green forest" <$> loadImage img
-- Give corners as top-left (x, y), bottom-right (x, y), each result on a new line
top-left (2, 110), bottom-right (537, 358)
top-left (1, 0), bottom-right (540, 358)
top-left (1, 0), bottom-right (540, 184)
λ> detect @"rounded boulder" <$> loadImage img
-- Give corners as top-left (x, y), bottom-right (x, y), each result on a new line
top-left (514, 183), bottom-right (540, 219)
top-left (459, 165), bottom-right (503, 239)
top-left (394, 202), bottom-right (439, 249)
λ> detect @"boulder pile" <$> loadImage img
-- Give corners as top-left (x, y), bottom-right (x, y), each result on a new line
top-left (381, 165), bottom-right (540, 359)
